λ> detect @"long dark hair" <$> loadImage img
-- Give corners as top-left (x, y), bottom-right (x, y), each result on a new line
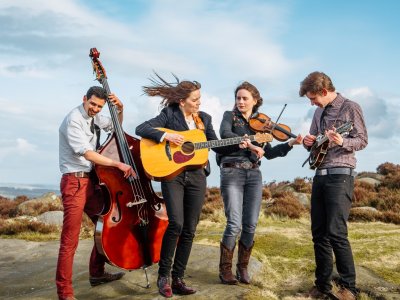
top-left (143, 72), bottom-right (201, 107)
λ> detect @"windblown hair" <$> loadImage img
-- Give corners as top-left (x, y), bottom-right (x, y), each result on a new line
top-left (299, 71), bottom-right (335, 97)
top-left (142, 72), bottom-right (201, 107)
top-left (234, 81), bottom-right (263, 112)
top-left (86, 86), bottom-right (108, 100)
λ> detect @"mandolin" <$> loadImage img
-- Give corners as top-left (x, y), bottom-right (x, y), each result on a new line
top-left (140, 129), bottom-right (273, 181)
top-left (303, 121), bottom-right (353, 169)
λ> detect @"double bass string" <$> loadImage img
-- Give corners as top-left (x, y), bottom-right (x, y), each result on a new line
top-left (102, 78), bottom-right (150, 224)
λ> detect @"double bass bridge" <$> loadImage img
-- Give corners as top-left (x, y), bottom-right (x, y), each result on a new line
top-left (126, 197), bottom-right (147, 207)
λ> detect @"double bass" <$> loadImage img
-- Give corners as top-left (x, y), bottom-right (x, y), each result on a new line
top-left (89, 48), bottom-right (168, 272)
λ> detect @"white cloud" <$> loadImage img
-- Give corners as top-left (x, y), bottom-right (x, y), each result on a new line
top-left (343, 87), bottom-right (400, 138)
top-left (16, 138), bottom-right (37, 154)
top-left (0, 138), bottom-right (37, 161)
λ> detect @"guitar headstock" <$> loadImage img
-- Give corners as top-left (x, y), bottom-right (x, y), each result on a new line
top-left (89, 48), bottom-right (107, 82)
top-left (254, 132), bottom-right (273, 143)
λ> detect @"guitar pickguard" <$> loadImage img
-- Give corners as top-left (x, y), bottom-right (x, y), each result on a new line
top-left (173, 151), bottom-right (195, 164)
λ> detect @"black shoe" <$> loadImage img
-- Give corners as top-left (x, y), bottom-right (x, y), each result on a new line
top-left (157, 275), bottom-right (173, 298)
top-left (171, 277), bottom-right (196, 295)
top-left (89, 271), bottom-right (125, 287)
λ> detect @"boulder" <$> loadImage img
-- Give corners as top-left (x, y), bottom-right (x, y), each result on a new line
top-left (17, 192), bottom-right (62, 216)
top-left (351, 206), bottom-right (379, 213)
top-left (37, 211), bottom-right (64, 226)
top-left (357, 177), bottom-right (381, 186)
top-left (293, 192), bottom-right (310, 208)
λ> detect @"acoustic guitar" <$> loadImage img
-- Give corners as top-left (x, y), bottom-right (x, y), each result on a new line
top-left (140, 128), bottom-right (273, 181)
top-left (303, 121), bottom-right (353, 169)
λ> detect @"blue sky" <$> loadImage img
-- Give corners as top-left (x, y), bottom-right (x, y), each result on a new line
top-left (0, 0), bottom-right (399, 188)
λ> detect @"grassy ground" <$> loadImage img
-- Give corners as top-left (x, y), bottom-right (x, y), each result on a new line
top-left (195, 207), bottom-right (400, 300)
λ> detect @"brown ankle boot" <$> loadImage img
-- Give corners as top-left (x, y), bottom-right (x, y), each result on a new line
top-left (219, 242), bottom-right (238, 285)
top-left (236, 240), bottom-right (254, 284)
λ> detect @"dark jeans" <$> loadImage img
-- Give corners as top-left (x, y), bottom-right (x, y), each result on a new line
top-left (159, 169), bottom-right (206, 278)
top-left (311, 174), bottom-right (356, 294)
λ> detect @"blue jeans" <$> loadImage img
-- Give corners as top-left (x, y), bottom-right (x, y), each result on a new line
top-left (220, 167), bottom-right (263, 250)
top-left (311, 174), bottom-right (356, 294)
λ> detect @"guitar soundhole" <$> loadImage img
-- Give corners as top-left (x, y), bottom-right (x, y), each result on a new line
top-left (181, 142), bottom-right (194, 154)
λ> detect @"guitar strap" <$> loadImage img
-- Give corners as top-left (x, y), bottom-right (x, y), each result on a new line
top-left (192, 113), bottom-right (205, 131)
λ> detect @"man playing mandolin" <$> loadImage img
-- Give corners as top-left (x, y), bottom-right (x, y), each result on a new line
top-left (300, 72), bottom-right (368, 300)
top-left (56, 86), bottom-right (135, 300)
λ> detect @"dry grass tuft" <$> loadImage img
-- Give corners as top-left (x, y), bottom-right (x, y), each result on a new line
top-left (0, 218), bottom-right (58, 235)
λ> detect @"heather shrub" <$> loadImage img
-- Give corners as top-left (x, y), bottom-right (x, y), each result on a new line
top-left (376, 162), bottom-right (400, 176)
top-left (379, 173), bottom-right (400, 189)
top-left (265, 191), bottom-right (307, 219)
top-left (0, 218), bottom-right (58, 235)
top-left (262, 186), bottom-right (272, 200)
top-left (0, 196), bottom-right (28, 218)
top-left (373, 187), bottom-right (400, 213)
top-left (349, 208), bottom-right (380, 222)
top-left (201, 187), bottom-right (223, 219)
top-left (291, 177), bottom-right (312, 193)
top-left (353, 180), bottom-right (377, 206)
top-left (349, 208), bottom-right (400, 225)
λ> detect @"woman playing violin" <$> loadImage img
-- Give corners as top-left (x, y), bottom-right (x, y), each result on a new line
top-left (217, 81), bottom-right (302, 285)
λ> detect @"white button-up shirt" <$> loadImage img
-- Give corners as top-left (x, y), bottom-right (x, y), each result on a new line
top-left (59, 104), bottom-right (113, 174)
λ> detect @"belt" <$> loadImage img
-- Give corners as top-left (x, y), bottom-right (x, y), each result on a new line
top-left (221, 162), bottom-right (259, 170)
top-left (315, 168), bottom-right (357, 177)
top-left (64, 171), bottom-right (91, 178)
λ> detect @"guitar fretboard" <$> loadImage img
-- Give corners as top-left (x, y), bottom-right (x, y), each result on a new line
top-left (194, 135), bottom-right (259, 150)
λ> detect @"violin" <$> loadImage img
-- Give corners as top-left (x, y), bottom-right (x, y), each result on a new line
top-left (249, 111), bottom-right (297, 142)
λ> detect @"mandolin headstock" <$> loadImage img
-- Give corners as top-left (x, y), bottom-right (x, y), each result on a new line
top-left (89, 48), bottom-right (107, 82)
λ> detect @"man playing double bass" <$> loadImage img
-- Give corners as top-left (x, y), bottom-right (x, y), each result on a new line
top-left (56, 86), bottom-right (135, 300)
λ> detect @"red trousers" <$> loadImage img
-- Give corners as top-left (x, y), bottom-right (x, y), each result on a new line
top-left (56, 175), bottom-right (105, 299)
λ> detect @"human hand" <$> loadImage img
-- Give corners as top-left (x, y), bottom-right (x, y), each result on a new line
top-left (303, 134), bottom-right (316, 147)
top-left (325, 128), bottom-right (343, 146)
top-left (117, 162), bottom-right (136, 178)
top-left (288, 134), bottom-right (303, 147)
top-left (250, 145), bottom-right (265, 159)
top-left (108, 93), bottom-right (124, 113)
top-left (165, 133), bottom-right (185, 146)
top-left (239, 135), bottom-right (251, 149)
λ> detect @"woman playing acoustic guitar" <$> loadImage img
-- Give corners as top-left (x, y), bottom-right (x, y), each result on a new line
top-left (135, 73), bottom-right (230, 298)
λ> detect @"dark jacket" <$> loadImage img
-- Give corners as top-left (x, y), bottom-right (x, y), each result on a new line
top-left (136, 105), bottom-right (219, 143)
top-left (218, 110), bottom-right (293, 165)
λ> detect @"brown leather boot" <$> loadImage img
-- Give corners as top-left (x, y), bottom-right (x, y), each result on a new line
top-left (219, 242), bottom-right (238, 285)
top-left (236, 240), bottom-right (254, 284)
